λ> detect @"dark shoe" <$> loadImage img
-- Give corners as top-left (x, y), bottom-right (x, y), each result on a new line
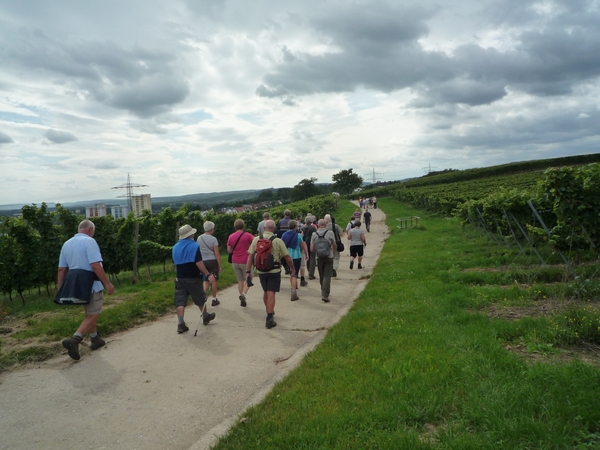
top-left (332, 270), bottom-right (337, 277)
top-left (308, 275), bottom-right (316, 280)
top-left (177, 322), bottom-right (189, 334)
top-left (246, 278), bottom-right (254, 287)
top-left (239, 295), bottom-right (247, 307)
top-left (203, 312), bottom-right (216, 325)
top-left (266, 316), bottom-right (277, 329)
top-left (322, 297), bottom-right (330, 303)
top-left (300, 279), bottom-right (308, 287)
top-left (62, 335), bottom-right (83, 360)
top-left (90, 335), bottom-right (106, 350)
top-left (211, 298), bottom-right (220, 306)
top-left (290, 293), bottom-right (299, 301)
top-left (350, 261), bottom-right (354, 269)
top-left (358, 264), bottom-right (363, 269)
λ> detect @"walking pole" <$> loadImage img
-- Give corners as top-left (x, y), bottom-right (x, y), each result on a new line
top-left (194, 303), bottom-right (207, 337)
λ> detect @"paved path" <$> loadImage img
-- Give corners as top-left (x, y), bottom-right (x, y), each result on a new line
top-left (0, 206), bottom-right (388, 450)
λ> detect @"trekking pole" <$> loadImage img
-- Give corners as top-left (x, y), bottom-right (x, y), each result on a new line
top-left (194, 303), bottom-right (207, 336)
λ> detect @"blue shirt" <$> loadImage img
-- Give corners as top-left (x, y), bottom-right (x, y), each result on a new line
top-left (58, 233), bottom-right (104, 293)
top-left (288, 234), bottom-right (304, 260)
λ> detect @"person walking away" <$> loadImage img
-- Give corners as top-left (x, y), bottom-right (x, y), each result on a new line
top-left (278, 209), bottom-right (292, 232)
top-left (348, 220), bottom-right (367, 269)
top-left (197, 221), bottom-right (222, 306)
top-left (57, 220), bottom-right (115, 361)
top-left (311, 219), bottom-right (336, 303)
top-left (281, 220), bottom-right (308, 301)
top-left (227, 219), bottom-right (255, 307)
top-left (301, 216), bottom-right (316, 281)
top-left (246, 220), bottom-right (295, 328)
top-left (324, 214), bottom-right (344, 277)
top-left (372, 196), bottom-right (378, 209)
top-left (173, 224), bottom-right (216, 333)
top-left (257, 212), bottom-right (270, 236)
top-left (363, 209), bottom-right (372, 232)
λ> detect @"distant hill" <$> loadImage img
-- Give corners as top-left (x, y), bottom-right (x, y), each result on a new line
top-left (0, 189), bottom-right (263, 213)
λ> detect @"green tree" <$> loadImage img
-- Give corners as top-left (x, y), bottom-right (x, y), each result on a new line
top-left (332, 169), bottom-right (363, 195)
top-left (292, 178), bottom-right (319, 202)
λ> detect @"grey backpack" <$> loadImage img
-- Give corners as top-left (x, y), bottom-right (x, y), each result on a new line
top-left (314, 231), bottom-right (331, 258)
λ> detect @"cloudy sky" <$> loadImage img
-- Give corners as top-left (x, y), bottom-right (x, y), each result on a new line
top-left (1, 0), bottom-right (599, 205)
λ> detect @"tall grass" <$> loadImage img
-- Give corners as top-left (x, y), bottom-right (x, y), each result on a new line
top-left (211, 198), bottom-right (600, 449)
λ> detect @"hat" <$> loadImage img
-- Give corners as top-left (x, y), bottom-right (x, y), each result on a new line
top-left (178, 224), bottom-right (197, 240)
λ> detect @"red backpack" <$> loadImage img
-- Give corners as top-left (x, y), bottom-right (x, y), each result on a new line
top-left (254, 236), bottom-right (280, 271)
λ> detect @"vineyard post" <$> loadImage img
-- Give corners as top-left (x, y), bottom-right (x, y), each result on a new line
top-left (475, 208), bottom-right (502, 246)
top-left (508, 213), bottom-right (545, 265)
top-left (527, 201), bottom-right (576, 277)
top-left (491, 214), bottom-right (511, 249)
top-left (502, 208), bottom-right (526, 256)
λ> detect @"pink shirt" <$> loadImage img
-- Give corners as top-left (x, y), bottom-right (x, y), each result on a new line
top-left (227, 231), bottom-right (255, 264)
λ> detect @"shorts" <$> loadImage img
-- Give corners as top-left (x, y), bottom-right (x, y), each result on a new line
top-left (233, 263), bottom-right (252, 283)
top-left (84, 291), bottom-right (103, 315)
top-left (292, 258), bottom-right (301, 276)
top-left (174, 278), bottom-right (206, 307)
top-left (350, 245), bottom-right (364, 258)
top-left (202, 260), bottom-right (219, 281)
top-left (300, 256), bottom-right (306, 269)
top-left (258, 271), bottom-right (281, 293)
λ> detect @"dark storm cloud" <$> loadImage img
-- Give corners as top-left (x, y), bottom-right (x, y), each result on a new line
top-left (0, 131), bottom-right (14, 144)
top-left (44, 129), bottom-right (77, 144)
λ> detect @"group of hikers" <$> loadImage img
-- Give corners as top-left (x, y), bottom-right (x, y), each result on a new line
top-left (55, 207), bottom-right (373, 361)
top-left (357, 195), bottom-right (377, 210)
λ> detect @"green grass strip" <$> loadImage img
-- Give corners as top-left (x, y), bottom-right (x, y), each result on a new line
top-left (211, 198), bottom-right (600, 450)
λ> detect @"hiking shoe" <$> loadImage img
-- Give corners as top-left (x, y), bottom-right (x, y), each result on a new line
top-left (90, 335), bottom-right (106, 351)
top-left (308, 275), bottom-right (316, 280)
top-left (290, 292), bottom-right (299, 301)
top-left (62, 335), bottom-right (83, 360)
top-left (239, 295), bottom-right (247, 307)
top-left (177, 322), bottom-right (189, 334)
top-left (350, 261), bottom-right (354, 269)
top-left (358, 264), bottom-right (363, 269)
top-left (322, 297), bottom-right (330, 303)
top-left (300, 279), bottom-right (308, 287)
top-left (332, 270), bottom-right (337, 277)
top-left (203, 312), bottom-right (216, 325)
top-left (211, 298), bottom-right (220, 306)
top-left (266, 316), bottom-right (277, 329)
